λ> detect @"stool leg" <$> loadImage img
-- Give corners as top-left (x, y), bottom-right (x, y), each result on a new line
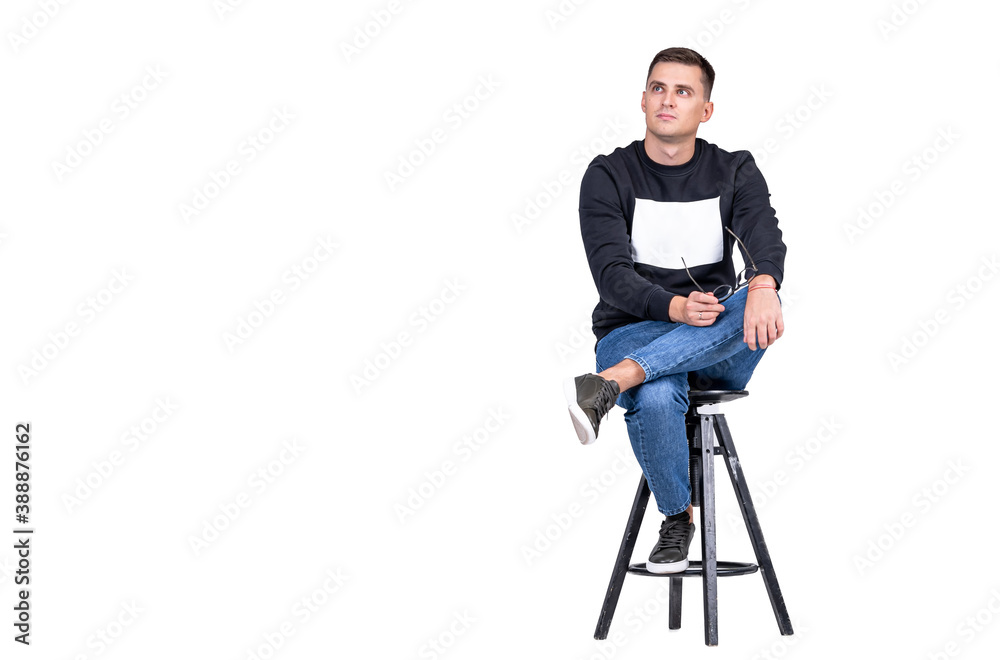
top-left (688, 420), bottom-right (702, 509)
top-left (668, 577), bottom-right (683, 629)
top-left (713, 415), bottom-right (794, 636)
top-left (594, 475), bottom-right (650, 639)
top-left (698, 415), bottom-right (719, 646)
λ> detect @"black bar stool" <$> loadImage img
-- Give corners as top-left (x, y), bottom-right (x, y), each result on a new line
top-left (593, 390), bottom-right (793, 646)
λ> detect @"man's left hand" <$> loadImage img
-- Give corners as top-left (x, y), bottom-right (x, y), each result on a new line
top-left (743, 275), bottom-right (783, 350)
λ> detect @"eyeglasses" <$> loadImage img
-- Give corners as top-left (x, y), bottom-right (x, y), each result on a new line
top-left (681, 227), bottom-right (758, 303)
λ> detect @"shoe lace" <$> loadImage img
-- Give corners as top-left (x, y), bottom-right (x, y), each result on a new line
top-left (593, 382), bottom-right (616, 419)
top-left (656, 519), bottom-right (690, 549)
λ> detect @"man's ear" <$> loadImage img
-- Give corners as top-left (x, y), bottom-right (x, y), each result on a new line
top-left (701, 101), bottom-right (714, 123)
top-left (640, 91), bottom-right (647, 113)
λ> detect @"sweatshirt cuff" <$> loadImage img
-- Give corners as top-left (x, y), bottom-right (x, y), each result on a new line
top-left (753, 261), bottom-right (783, 290)
top-left (646, 288), bottom-right (677, 322)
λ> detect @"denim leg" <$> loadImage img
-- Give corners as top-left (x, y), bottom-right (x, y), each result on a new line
top-left (597, 327), bottom-right (693, 516)
top-left (619, 373), bottom-right (692, 516)
top-left (688, 340), bottom-right (768, 391)
top-left (686, 288), bottom-right (777, 390)
top-left (593, 286), bottom-right (777, 516)
top-left (623, 287), bottom-right (757, 383)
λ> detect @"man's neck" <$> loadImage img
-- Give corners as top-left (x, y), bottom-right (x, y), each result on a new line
top-left (644, 135), bottom-right (697, 166)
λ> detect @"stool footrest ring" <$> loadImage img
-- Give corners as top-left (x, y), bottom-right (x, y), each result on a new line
top-left (627, 560), bottom-right (758, 578)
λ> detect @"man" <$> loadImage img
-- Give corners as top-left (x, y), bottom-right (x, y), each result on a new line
top-left (564, 47), bottom-right (786, 574)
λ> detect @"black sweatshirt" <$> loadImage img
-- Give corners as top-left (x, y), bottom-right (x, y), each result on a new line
top-left (579, 137), bottom-right (786, 352)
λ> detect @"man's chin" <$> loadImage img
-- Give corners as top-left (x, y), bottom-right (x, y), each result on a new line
top-left (645, 128), bottom-right (687, 143)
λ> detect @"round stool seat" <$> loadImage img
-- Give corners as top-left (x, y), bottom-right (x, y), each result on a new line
top-left (687, 390), bottom-right (748, 406)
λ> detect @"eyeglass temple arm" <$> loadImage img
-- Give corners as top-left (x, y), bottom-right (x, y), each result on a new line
top-left (725, 226), bottom-right (758, 271)
top-left (680, 257), bottom-right (707, 293)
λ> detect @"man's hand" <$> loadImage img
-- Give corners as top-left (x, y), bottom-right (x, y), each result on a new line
top-left (743, 275), bottom-right (783, 350)
top-left (669, 291), bottom-right (726, 326)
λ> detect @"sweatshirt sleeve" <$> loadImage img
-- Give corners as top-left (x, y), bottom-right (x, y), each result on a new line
top-left (730, 153), bottom-right (786, 288)
top-left (579, 159), bottom-right (680, 321)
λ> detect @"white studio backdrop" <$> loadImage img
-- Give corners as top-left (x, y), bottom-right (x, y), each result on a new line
top-left (2, 0), bottom-right (999, 658)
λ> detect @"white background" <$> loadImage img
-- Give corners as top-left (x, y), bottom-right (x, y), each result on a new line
top-left (3, 0), bottom-right (999, 658)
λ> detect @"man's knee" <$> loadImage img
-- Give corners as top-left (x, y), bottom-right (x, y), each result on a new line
top-left (631, 373), bottom-right (689, 411)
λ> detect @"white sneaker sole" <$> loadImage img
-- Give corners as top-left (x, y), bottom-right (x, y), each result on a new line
top-left (646, 557), bottom-right (689, 574)
top-left (563, 377), bottom-right (597, 445)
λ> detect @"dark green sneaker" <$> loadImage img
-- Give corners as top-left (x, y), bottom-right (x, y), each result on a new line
top-left (647, 511), bottom-right (695, 574)
top-left (563, 374), bottom-right (620, 445)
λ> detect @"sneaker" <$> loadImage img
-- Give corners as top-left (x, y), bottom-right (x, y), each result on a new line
top-left (647, 511), bottom-right (695, 574)
top-left (563, 374), bottom-right (620, 445)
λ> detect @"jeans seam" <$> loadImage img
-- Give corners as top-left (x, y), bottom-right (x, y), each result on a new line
top-left (623, 353), bottom-right (652, 382)
top-left (633, 412), bottom-right (663, 515)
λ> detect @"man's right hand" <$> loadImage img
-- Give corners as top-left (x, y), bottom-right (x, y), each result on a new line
top-left (669, 291), bottom-right (726, 326)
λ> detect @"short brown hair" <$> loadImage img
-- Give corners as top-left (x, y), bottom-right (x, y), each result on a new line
top-left (646, 47), bottom-right (715, 101)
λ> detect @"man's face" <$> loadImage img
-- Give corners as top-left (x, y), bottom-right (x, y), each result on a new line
top-left (641, 62), bottom-right (713, 142)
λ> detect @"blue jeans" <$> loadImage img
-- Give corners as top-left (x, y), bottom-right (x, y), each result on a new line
top-left (594, 287), bottom-right (779, 516)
